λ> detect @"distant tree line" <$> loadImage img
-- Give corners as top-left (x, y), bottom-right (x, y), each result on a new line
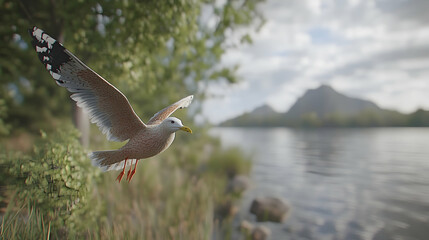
top-left (221, 109), bottom-right (429, 128)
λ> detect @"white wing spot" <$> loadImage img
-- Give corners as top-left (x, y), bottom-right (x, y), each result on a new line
top-left (33, 29), bottom-right (44, 41)
top-left (41, 32), bottom-right (56, 48)
top-left (36, 46), bottom-right (47, 53)
top-left (46, 37), bottom-right (56, 48)
top-left (50, 71), bottom-right (61, 80)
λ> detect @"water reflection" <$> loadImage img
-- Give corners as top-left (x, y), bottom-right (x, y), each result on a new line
top-left (210, 127), bottom-right (429, 240)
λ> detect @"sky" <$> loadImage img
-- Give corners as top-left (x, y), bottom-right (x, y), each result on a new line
top-left (199, 0), bottom-right (429, 124)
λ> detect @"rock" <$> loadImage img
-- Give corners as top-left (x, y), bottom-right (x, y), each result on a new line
top-left (252, 225), bottom-right (271, 240)
top-left (240, 220), bottom-right (254, 235)
top-left (250, 197), bottom-right (290, 222)
top-left (227, 175), bottom-right (250, 195)
top-left (240, 221), bottom-right (271, 240)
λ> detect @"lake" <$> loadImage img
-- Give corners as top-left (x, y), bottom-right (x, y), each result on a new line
top-left (210, 127), bottom-right (429, 240)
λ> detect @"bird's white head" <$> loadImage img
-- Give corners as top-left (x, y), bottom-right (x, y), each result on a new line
top-left (162, 117), bottom-right (192, 134)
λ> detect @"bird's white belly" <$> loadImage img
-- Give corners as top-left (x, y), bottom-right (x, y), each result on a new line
top-left (121, 132), bottom-right (175, 159)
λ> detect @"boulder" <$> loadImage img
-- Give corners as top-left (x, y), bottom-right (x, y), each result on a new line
top-left (250, 197), bottom-right (290, 222)
top-left (252, 225), bottom-right (271, 240)
top-left (240, 220), bottom-right (254, 235)
top-left (240, 221), bottom-right (271, 240)
top-left (227, 175), bottom-right (251, 195)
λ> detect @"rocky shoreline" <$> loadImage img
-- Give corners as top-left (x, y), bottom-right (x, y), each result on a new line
top-left (216, 175), bottom-right (291, 240)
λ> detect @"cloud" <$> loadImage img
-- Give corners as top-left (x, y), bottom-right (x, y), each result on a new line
top-left (202, 0), bottom-right (429, 124)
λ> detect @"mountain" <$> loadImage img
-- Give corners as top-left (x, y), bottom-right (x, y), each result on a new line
top-left (408, 109), bottom-right (429, 126)
top-left (220, 85), bottom-right (426, 127)
top-left (221, 104), bottom-right (284, 127)
top-left (249, 105), bottom-right (277, 117)
top-left (285, 85), bottom-right (380, 119)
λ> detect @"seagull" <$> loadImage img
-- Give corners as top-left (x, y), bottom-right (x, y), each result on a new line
top-left (29, 26), bottom-right (193, 182)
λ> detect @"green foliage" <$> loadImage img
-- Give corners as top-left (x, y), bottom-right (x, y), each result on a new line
top-left (1, 0), bottom-right (265, 134)
top-left (408, 109), bottom-right (429, 126)
top-left (206, 146), bottom-right (252, 179)
top-left (223, 108), bottom-right (428, 128)
top-left (6, 126), bottom-right (100, 235)
top-left (1, 1), bottom-right (264, 238)
top-left (300, 112), bottom-right (323, 128)
top-left (289, 110), bottom-right (410, 128)
top-left (1, 127), bottom-right (252, 239)
top-left (221, 112), bottom-right (284, 127)
top-left (84, 131), bottom-right (251, 239)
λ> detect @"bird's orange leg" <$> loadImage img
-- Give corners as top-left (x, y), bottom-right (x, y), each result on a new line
top-left (128, 160), bottom-right (139, 182)
top-left (116, 158), bottom-right (128, 183)
top-left (126, 159), bottom-right (135, 181)
top-left (126, 159), bottom-right (134, 180)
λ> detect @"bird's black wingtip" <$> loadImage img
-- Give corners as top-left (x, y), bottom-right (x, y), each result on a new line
top-left (28, 26), bottom-right (36, 33)
top-left (28, 26), bottom-right (38, 49)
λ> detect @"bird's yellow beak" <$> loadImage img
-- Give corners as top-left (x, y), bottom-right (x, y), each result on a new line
top-left (180, 126), bottom-right (192, 134)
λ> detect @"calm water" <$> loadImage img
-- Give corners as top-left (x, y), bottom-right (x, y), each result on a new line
top-left (210, 127), bottom-right (429, 240)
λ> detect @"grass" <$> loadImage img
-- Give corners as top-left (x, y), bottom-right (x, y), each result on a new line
top-left (93, 160), bottom-right (214, 239)
top-left (1, 127), bottom-right (252, 239)
top-left (1, 201), bottom-right (51, 240)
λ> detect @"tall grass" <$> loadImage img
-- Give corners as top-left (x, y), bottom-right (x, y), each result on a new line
top-left (1, 127), bottom-right (251, 239)
top-left (87, 133), bottom-right (251, 239)
top-left (92, 160), bottom-right (214, 239)
top-left (1, 201), bottom-right (51, 239)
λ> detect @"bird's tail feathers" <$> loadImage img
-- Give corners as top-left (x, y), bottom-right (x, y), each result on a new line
top-left (90, 150), bottom-right (131, 172)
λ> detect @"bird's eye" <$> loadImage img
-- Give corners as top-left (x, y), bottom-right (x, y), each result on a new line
top-left (171, 120), bottom-right (175, 124)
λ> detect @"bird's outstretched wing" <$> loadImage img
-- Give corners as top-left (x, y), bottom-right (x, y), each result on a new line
top-left (29, 27), bottom-right (146, 142)
top-left (147, 95), bottom-right (194, 125)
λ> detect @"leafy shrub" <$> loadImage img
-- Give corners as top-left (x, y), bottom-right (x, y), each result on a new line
top-left (206, 146), bottom-right (252, 179)
top-left (2, 127), bottom-right (253, 239)
top-left (7, 126), bottom-right (100, 235)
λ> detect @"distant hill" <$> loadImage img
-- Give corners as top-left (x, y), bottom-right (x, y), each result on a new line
top-left (250, 105), bottom-right (278, 117)
top-left (220, 85), bottom-right (429, 127)
top-left (221, 105), bottom-right (284, 127)
top-left (285, 85), bottom-right (380, 119)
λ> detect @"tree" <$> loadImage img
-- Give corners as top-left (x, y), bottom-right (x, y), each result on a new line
top-left (408, 109), bottom-right (429, 127)
top-left (0, 0), bottom-right (265, 142)
top-left (300, 112), bottom-right (322, 128)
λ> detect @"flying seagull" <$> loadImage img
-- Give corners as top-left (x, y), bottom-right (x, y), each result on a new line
top-left (29, 26), bottom-right (193, 182)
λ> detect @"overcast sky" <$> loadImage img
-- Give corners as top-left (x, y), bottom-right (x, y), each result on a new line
top-left (199, 0), bottom-right (429, 124)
